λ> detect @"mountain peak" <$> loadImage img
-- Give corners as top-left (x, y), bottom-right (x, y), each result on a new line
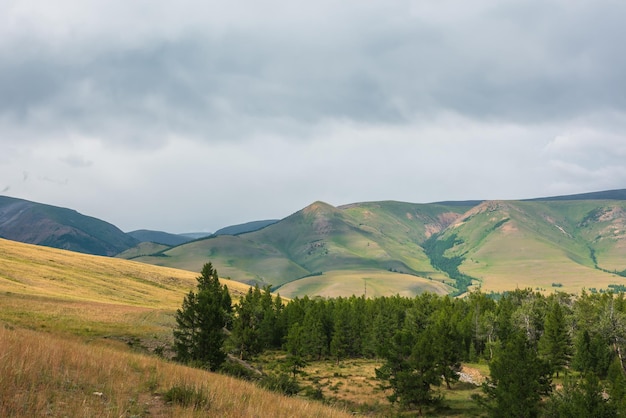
top-left (455, 200), bottom-right (513, 223)
top-left (301, 201), bottom-right (338, 215)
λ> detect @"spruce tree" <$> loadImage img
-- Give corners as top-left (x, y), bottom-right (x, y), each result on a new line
top-left (230, 285), bottom-right (263, 360)
top-left (539, 300), bottom-right (571, 377)
top-left (173, 262), bottom-right (231, 371)
top-left (475, 331), bottom-right (552, 418)
top-left (376, 327), bottom-right (442, 414)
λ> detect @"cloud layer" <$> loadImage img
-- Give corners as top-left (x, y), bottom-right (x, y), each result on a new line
top-left (1, 0), bottom-right (625, 232)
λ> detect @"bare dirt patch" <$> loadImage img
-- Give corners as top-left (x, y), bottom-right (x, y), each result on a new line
top-left (458, 365), bottom-right (487, 385)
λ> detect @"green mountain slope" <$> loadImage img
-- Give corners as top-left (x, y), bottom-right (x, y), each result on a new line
top-left (8, 190), bottom-right (622, 298)
top-left (137, 197), bottom-right (626, 297)
top-left (214, 219), bottom-right (279, 235)
top-left (133, 200), bottom-right (473, 297)
top-left (430, 200), bottom-right (626, 294)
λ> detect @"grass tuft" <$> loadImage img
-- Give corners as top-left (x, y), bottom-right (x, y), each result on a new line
top-left (163, 383), bottom-right (210, 410)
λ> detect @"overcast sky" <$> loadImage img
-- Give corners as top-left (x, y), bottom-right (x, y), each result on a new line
top-left (1, 0), bottom-right (626, 233)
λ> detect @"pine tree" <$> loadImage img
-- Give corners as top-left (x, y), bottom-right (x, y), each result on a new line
top-left (475, 331), bottom-right (552, 418)
top-left (539, 301), bottom-right (571, 377)
top-left (301, 301), bottom-right (330, 360)
top-left (572, 330), bottom-right (613, 378)
top-left (230, 285), bottom-right (263, 360)
top-left (430, 299), bottom-right (462, 389)
top-left (285, 322), bottom-right (307, 378)
top-left (173, 262), bottom-right (230, 371)
top-left (330, 301), bottom-right (351, 364)
top-left (376, 327), bottom-right (442, 414)
top-left (544, 373), bottom-right (617, 417)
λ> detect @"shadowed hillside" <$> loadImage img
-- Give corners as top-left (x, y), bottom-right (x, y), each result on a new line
top-left (0, 195), bottom-right (138, 256)
top-left (127, 229), bottom-right (194, 246)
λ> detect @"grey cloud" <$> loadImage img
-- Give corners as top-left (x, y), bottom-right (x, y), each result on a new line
top-left (2, 0), bottom-right (625, 149)
top-left (1, 0), bottom-right (626, 232)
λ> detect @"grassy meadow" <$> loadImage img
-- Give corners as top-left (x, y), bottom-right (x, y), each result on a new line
top-left (277, 269), bottom-right (452, 299)
top-left (0, 237), bottom-right (492, 417)
top-left (0, 238), bottom-right (355, 417)
top-left (0, 237), bottom-right (250, 306)
top-left (0, 326), bottom-right (353, 418)
top-left (0, 237), bottom-right (251, 347)
top-left (253, 354), bottom-right (488, 417)
top-left (460, 224), bottom-right (623, 294)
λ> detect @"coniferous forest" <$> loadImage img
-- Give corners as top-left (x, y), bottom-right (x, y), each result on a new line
top-left (174, 263), bottom-right (626, 417)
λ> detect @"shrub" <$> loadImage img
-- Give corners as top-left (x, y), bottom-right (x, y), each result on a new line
top-left (259, 372), bottom-right (301, 396)
top-left (304, 385), bottom-right (324, 400)
top-left (220, 358), bottom-right (260, 380)
top-left (163, 384), bottom-right (210, 410)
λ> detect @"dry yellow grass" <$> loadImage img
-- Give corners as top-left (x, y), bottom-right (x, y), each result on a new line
top-left (278, 269), bottom-right (452, 299)
top-left (0, 326), bottom-right (352, 418)
top-left (299, 359), bottom-right (487, 416)
top-left (0, 238), bottom-right (251, 305)
top-left (0, 238), bottom-right (351, 416)
top-left (0, 237), bottom-right (250, 344)
top-left (304, 359), bottom-right (386, 406)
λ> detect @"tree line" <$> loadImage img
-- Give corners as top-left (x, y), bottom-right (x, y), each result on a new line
top-left (173, 263), bottom-right (626, 416)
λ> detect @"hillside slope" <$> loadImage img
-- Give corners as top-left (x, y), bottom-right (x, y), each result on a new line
top-left (0, 195), bottom-right (138, 256)
top-left (0, 238), bottom-right (350, 418)
top-left (0, 236), bottom-right (251, 352)
top-left (214, 219), bottom-right (279, 235)
top-left (133, 200), bottom-right (472, 297)
top-left (4, 190), bottom-right (626, 298)
top-left (134, 195), bottom-right (626, 297)
top-left (431, 199), bottom-right (626, 294)
top-left (0, 237), bottom-right (249, 307)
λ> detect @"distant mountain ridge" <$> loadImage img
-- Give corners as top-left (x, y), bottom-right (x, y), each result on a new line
top-left (129, 199), bottom-right (479, 297)
top-left (523, 188), bottom-right (626, 201)
top-left (0, 195), bottom-right (138, 256)
top-left (130, 190), bottom-right (626, 298)
top-left (2, 190), bottom-right (626, 298)
top-left (0, 195), bottom-right (278, 256)
top-left (214, 219), bottom-right (279, 236)
top-left (127, 229), bottom-right (194, 246)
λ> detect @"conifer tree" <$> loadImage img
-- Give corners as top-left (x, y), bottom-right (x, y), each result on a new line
top-left (544, 373), bottom-right (616, 417)
top-left (330, 301), bottom-right (351, 364)
top-left (430, 299), bottom-right (462, 389)
top-left (376, 327), bottom-right (442, 414)
top-left (230, 285), bottom-right (263, 360)
top-left (173, 262), bottom-right (231, 371)
top-left (301, 301), bottom-right (330, 360)
top-left (539, 300), bottom-right (571, 377)
top-left (285, 322), bottom-right (307, 378)
top-left (475, 331), bottom-right (551, 418)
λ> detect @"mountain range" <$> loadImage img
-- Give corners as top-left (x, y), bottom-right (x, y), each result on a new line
top-left (2, 190), bottom-right (626, 297)
top-left (0, 195), bottom-right (138, 256)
